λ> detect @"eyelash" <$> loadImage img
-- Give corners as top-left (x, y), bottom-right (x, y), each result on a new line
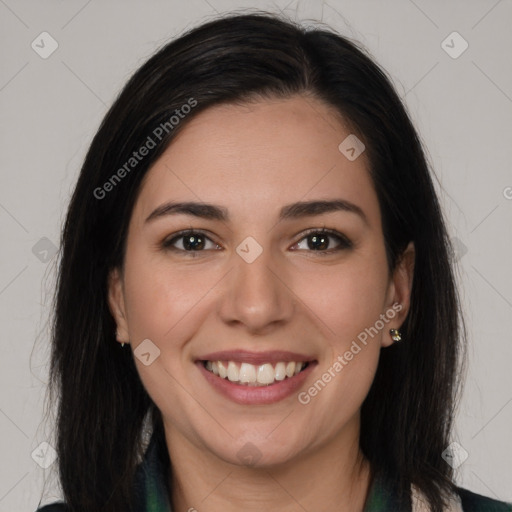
top-left (161, 227), bottom-right (353, 257)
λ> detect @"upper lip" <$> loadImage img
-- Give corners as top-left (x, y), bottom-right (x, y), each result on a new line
top-left (197, 350), bottom-right (315, 365)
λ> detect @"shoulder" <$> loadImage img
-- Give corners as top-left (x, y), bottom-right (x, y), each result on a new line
top-left (33, 432), bottom-right (166, 512)
top-left (35, 503), bottom-right (68, 512)
top-left (456, 486), bottom-right (512, 511)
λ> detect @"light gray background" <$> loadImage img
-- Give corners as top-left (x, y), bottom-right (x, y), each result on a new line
top-left (1, 0), bottom-right (511, 510)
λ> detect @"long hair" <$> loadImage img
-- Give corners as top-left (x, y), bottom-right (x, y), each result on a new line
top-left (44, 11), bottom-right (465, 511)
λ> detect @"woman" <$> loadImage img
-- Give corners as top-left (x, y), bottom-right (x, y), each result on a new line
top-left (36, 12), bottom-right (511, 512)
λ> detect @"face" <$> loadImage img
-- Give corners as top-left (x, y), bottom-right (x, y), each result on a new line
top-left (109, 95), bottom-right (414, 468)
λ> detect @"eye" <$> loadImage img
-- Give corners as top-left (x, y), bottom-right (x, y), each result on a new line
top-left (291, 228), bottom-right (352, 254)
top-left (162, 229), bottom-right (221, 256)
top-left (162, 227), bottom-right (352, 257)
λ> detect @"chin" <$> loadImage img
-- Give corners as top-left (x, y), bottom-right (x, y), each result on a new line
top-left (205, 435), bottom-right (305, 469)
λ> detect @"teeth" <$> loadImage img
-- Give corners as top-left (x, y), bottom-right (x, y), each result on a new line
top-left (227, 361), bottom-right (239, 382)
top-left (204, 360), bottom-right (307, 386)
top-left (257, 363), bottom-right (275, 384)
top-left (217, 361), bottom-right (227, 379)
top-left (274, 362), bottom-right (286, 381)
top-left (239, 363), bottom-right (256, 383)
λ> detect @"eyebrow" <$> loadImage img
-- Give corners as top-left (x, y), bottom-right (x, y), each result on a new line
top-left (145, 199), bottom-right (368, 225)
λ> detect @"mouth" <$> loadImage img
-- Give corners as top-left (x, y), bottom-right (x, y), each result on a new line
top-left (195, 350), bottom-right (317, 405)
top-left (201, 359), bottom-right (311, 386)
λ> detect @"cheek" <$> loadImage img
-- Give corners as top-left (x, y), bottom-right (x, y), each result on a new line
top-left (299, 256), bottom-right (389, 420)
top-left (295, 259), bottom-right (389, 347)
top-left (121, 247), bottom-right (216, 343)
top-left (297, 265), bottom-right (386, 425)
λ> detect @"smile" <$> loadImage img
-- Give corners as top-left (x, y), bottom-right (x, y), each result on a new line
top-left (196, 350), bottom-right (317, 405)
top-left (203, 360), bottom-right (309, 386)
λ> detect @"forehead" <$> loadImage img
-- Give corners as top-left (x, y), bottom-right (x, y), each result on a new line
top-left (134, 95), bottom-right (380, 227)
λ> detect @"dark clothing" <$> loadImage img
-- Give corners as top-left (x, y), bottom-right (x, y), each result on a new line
top-left (36, 432), bottom-right (512, 511)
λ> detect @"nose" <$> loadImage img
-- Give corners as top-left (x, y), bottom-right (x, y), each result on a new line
top-left (217, 244), bottom-right (295, 334)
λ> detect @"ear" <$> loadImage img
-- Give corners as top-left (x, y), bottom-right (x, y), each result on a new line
top-left (382, 241), bottom-right (415, 347)
top-left (107, 267), bottom-right (130, 345)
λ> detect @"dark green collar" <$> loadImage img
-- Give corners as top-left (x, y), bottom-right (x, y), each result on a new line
top-left (363, 470), bottom-right (411, 511)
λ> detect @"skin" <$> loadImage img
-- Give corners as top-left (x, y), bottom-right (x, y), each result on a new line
top-left (108, 94), bottom-right (415, 512)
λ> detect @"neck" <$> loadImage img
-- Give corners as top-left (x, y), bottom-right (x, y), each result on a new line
top-left (164, 415), bottom-right (372, 512)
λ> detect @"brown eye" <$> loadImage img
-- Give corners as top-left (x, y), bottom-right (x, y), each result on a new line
top-left (162, 230), bottom-right (220, 254)
top-left (292, 229), bottom-right (352, 254)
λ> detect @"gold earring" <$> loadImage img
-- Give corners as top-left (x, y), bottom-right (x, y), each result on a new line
top-left (390, 328), bottom-right (402, 343)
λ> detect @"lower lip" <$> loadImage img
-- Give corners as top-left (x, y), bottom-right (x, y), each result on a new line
top-left (197, 361), bottom-right (316, 405)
